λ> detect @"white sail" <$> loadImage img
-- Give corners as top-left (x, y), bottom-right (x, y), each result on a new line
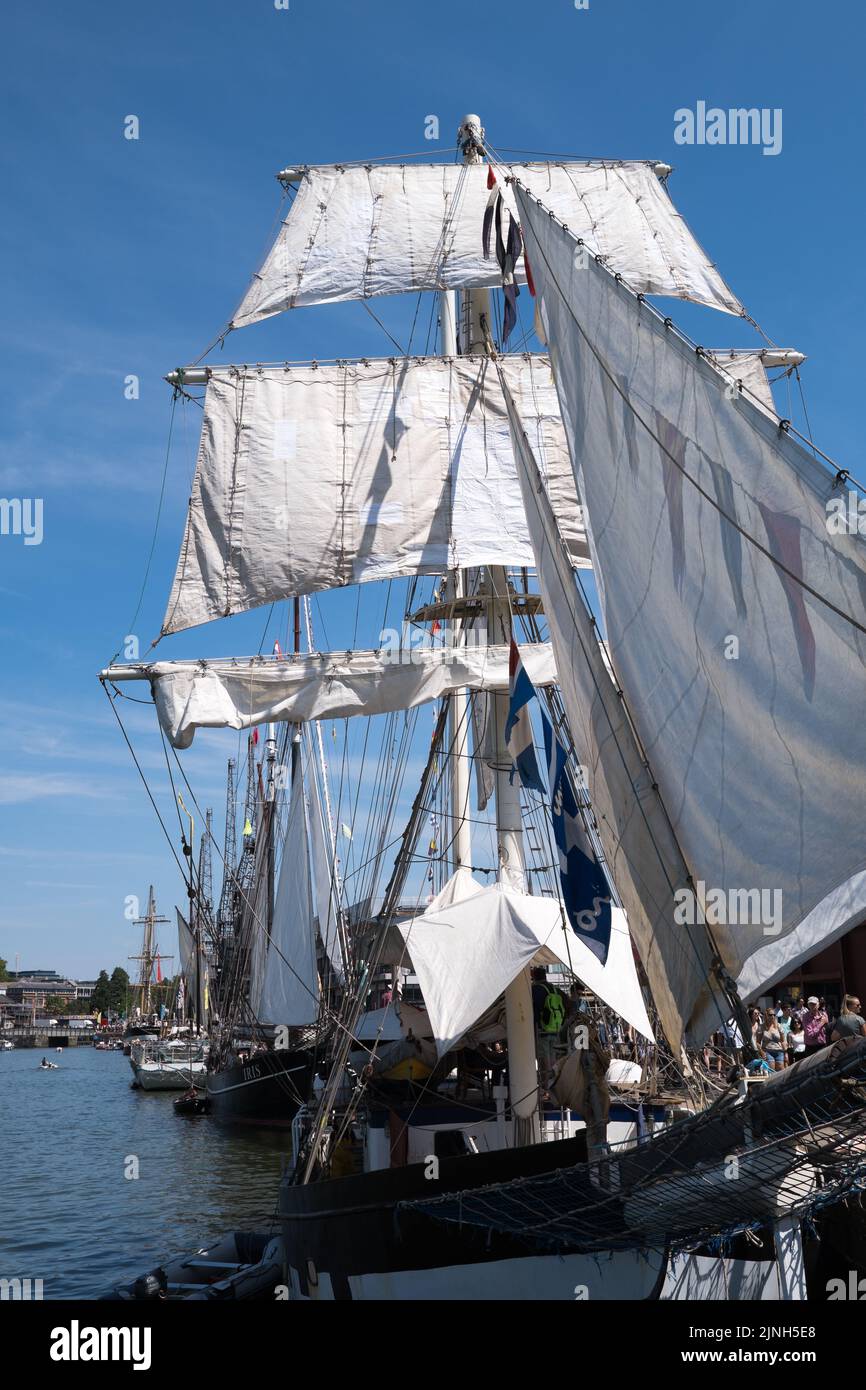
top-left (513, 180), bottom-right (866, 1043)
top-left (230, 162), bottom-right (742, 326)
top-left (704, 350), bottom-right (776, 416)
top-left (176, 908), bottom-right (196, 981)
top-left (501, 383), bottom-right (719, 1052)
top-left (161, 355), bottom-right (588, 636)
top-left (304, 738), bottom-right (345, 984)
top-left (104, 642), bottom-right (557, 750)
top-left (257, 765), bottom-right (319, 1028)
top-left (398, 876), bottom-right (653, 1056)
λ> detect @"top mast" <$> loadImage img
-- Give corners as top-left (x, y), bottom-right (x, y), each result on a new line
top-left (455, 113), bottom-right (540, 1144)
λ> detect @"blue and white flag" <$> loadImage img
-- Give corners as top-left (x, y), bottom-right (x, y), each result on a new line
top-left (504, 639), bottom-right (544, 792)
top-left (542, 712), bottom-right (612, 965)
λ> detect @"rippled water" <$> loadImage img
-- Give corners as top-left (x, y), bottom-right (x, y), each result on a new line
top-left (0, 1045), bottom-right (291, 1299)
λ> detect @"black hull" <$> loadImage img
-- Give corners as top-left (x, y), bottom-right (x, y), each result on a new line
top-left (277, 1040), bottom-right (866, 1299)
top-left (206, 1050), bottom-right (311, 1127)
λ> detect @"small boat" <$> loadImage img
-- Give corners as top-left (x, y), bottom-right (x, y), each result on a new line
top-left (101, 1232), bottom-right (282, 1301)
top-left (174, 1089), bottom-right (210, 1116)
top-left (38, 1060), bottom-right (59, 1070)
top-left (55, 1047), bottom-right (63, 1053)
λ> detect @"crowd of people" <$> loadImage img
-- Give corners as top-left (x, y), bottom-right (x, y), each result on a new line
top-left (705, 993), bottom-right (866, 1076)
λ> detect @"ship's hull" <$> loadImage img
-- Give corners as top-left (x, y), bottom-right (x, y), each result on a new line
top-left (278, 1132), bottom-right (664, 1300)
top-left (206, 1049), bottom-right (311, 1127)
top-left (133, 1060), bottom-right (208, 1091)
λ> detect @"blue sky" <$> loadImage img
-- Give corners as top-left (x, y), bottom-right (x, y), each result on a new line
top-left (0, 0), bottom-right (862, 978)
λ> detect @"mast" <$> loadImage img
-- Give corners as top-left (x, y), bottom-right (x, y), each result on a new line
top-left (439, 288), bottom-right (472, 875)
top-left (457, 114), bottom-right (540, 1144)
top-left (129, 887), bottom-right (170, 1018)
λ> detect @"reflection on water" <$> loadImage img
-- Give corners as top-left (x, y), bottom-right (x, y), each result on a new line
top-left (0, 1047), bottom-right (291, 1298)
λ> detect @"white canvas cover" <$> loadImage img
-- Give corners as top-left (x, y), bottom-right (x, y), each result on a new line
top-left (513, 181), bottom-right (866, 1045)
top-left (256, 769), bottom-right (319, 1028)
top-left (230, 162), bottom-right (742, 325)
top-left (161, 355), bottom-right (588, 636)
top-left (398, 876), bottom-right (653, 1055)
top-left (106, 642), bottom-right (557, 750)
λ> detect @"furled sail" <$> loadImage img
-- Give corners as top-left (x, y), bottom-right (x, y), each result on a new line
top-left (254, 763), bottom-right (319, 1028)
top-left (230, 162), bottom-right (742, 326)
top-left (103, 642), bottom-right (557, 750)
top-left (398, 875), bottom-right (653, 1056)
top-left (162, 355), bottom-right (588, 636)
top-left (304, 738), bottom-right (345, 984)
top-left (501, 382), bottom-right (721, 1052)
top-left (513, 179), bottom-right (866, 1044)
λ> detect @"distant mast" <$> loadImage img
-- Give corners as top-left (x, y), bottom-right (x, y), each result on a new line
top-left (129, 887), bottom-right (169, 1018)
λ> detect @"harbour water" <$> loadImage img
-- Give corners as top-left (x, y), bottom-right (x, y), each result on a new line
top-left (0, 1046), bottom-right (289, 1299)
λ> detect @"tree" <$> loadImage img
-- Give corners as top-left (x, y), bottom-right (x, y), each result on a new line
top-left (0, 958), bottom-right (8, 982)
top-left (91, 970), bottom-right (111, 1015)
top-left (108, 966), bottom-right (130, 1015)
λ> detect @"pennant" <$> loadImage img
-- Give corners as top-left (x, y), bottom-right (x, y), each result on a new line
top-left (542, 712), bottom-right (612, 965)
top-left (504, 639), bottom-right (543, 791)
top-left (494, 193), bottom-right (523, 344)
top-left (243, 817), bottom-right (253, 837)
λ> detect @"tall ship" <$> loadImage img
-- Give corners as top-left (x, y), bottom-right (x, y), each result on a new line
top-left (102, 115), bottom-right (866, 1298)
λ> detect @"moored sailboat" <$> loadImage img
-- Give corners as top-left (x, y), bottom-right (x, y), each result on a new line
top-left (101, 112), bottom-right (866, 1298)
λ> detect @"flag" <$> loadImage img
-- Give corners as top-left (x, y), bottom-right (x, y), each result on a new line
top-left (341, 823), bottom-right (353, 841)
top-left (155, 954), bottom-right (162, 984)
top-left (504, 639), bottom-right (544, 791)
top-left (243, 817), bottom-right (253, 837)
top-left (542, 711), bottom-right (612, 965)
top-left (176, 977), bottom-right (185, 1015)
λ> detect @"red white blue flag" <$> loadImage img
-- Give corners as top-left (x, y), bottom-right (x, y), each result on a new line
top-left (504, 639), bottom-right (543, 792)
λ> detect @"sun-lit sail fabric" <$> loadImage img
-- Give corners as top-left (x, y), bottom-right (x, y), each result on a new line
top-left (704, 350), bottom-right (776, 416)
top-left (162, 355), bottom-right (588, 636)
top-left (105, 642), bottom-right (557, 750)
top-left (176, 908), bottom-right (196, 980)
top-left (256, 765), bottom-right (319, 1028)
top-left (230, 162), bottom-right (742, 326)
top-left (398, 876), bottom-right (653, 1055)
top-left (176, 908), bottom-right (208, 1024)
top-left (513, 180), bottom-right (866, 1045)
top-left (304, 737), bottom-right (345, 984)
top-left (501, 384), bottom-right (720, 1052)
